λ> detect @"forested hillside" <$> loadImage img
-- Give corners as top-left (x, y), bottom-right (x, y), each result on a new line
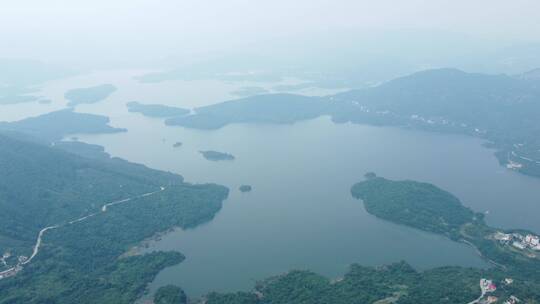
top-left (332, 69), bottom-right (540, 178)
top-left (0, 109), bottom-right (125, 142)
top-left (0, 132), bottom-right (229, 303)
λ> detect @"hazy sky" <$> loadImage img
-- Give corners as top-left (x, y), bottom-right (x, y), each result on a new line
top-left (1, 0), bottom-right (539, 68)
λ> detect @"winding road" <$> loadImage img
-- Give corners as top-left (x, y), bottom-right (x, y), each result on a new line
top-left (466, 279), bottom-right (490, 304)
top-left (0, 186), bottom-right (166, 279)
top-left (460, 239), bottom-right (506, 270)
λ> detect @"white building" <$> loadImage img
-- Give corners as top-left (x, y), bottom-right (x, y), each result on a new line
top-left (494, 232), bottom-right (512, 241)
top-left (480, 279), bottom-right (497, 293)
top-left (512, 241), bottom-right (526, 250)
top-left (524, 234), bottom-right (539, 247)
top-left (504, 295), bottom-right (520, 304)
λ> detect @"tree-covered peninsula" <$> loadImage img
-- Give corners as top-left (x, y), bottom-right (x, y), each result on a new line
top-left (127, 101), bottom-right (190, 118)
top-left (0, 109), bottom-right (125, 142)
top-left (196, 174), bottom-right (540, 304)
top-left (65, 84), bottom-right (117, 106)
top-left (350, 175), bottom-right (540, 294)
top-left (0, 132), bottom-right (229, 303)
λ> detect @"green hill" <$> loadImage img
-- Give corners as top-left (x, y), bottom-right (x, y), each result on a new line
top-left (0, 133), bottom-right (229, 303)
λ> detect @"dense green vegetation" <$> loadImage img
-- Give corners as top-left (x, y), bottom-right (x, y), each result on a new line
top-left (0, 133), bottom-right (229, 303)
top-left (42, 183), bottom-right (227, 267)
top-left (127, 101), bottom-right (190, 118)
top-left (201, 262), bottom-right (497, 304)
top-left (351, 175), bottom-right (540, 286)
top-left (203, 175), bottom-right (540, 304)
top-left (65, 84), bottom-right (117, 106)
top-left (0, 181), bottom-right (227, 303)
top-left (0, 132), bottom-right (173, 256)
top-left (3, 69), bottom-right (540, 302)
top-left (52, 140), bottom-right (114, 159)
top-left (154, 285), bottom-right (187, 304)
top-left (1, 250), bottom-right (184, 304)
top-left (332, 69), bottom-right (540, 178)
top-left (200, 150), bottom-right (235, 161)
top-left (351, 175), bottom-right (482, 240)
top-left (206, 292), bottom-right (260, 304)
top-left (0, 109), bottom-right (125, 142)
top-left (161, 69), bottom-right (540, 179)
top-left (165, 94), bottom-right (330, 129)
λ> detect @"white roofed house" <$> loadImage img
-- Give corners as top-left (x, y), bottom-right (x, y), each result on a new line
top-left (17, 256), bottom-right (28, 263)
top-left (524, 234), bottom-right (539, 247)
top-left (512, 233), bottom-right (524, 240)
top-left (512, 241), bottom-right (526, 250)
top-left (504, 295), bottom-right (520, 304)
top-left (494, 232), bottom-right (512, 242)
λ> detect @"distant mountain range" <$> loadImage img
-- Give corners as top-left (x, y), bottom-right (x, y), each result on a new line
top-left (332, 68), bottom-right (540, 178)
top-left (164, 68), bottom-right (540, 179)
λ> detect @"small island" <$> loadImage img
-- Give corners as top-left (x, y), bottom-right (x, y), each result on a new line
top-left (199, 150), bottom-right (235, 161)
top-left (65, 84), bottom-right (117, 107)
top-left (173, 142), bottom-right (182, 148)
top-left (239, 185), bottom-right (252, 193)
top-left (127, 101), bottom-right (190, 118)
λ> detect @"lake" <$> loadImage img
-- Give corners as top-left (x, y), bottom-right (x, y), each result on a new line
top-left (4, 70), bottom-right (540, 298)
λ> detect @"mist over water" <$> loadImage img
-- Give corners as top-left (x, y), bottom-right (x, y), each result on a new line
top-left (2, 2), bottom-right (540, 302)
top-left (41, 74), bottom-right (535, 297)
top-left (4, 70), bottom-right (540, 296)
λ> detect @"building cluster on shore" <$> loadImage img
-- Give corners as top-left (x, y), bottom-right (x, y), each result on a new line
top-left (506, 160), bottom-right (523, 170)
top-left (476, 279), bottom-right (520, 304)
top-left (504, 295), bottom-right (521, 304)
top-left (493, 231), bottom-right (540, 251)
top-left (0, 252), bottom-right (9, 266)
top-left (0, 265), bottom-right (22, 280)
top-left (482, 278), bottom-right (497, 292)
top-left (0, 251), bottom-right (26, 280)
top-left (476, 278), bottom-right (498, 304)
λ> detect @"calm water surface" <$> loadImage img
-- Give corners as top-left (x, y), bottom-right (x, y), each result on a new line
top-left (3, 71), bottom-right (540, 298)
top-left (78, 116), bottom-right (524, 298)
